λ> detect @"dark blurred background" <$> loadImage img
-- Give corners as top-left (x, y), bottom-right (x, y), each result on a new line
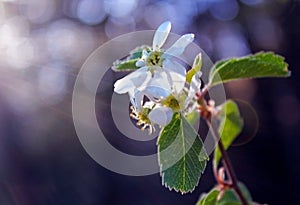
top-left (0, 0), bottom-right (299, 204)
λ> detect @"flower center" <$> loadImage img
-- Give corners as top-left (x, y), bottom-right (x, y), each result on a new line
top-left (147, 51), bottom-right (163, 67)
top-left (137, 107), bottom-right (151, 124)
top-left (161, 95), bottom-right (180, 112)
top-left (130, 106), bottom-right (154, 133)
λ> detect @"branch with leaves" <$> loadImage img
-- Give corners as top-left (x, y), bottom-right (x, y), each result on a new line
top-left (111, 21), bottom-right (290, 205)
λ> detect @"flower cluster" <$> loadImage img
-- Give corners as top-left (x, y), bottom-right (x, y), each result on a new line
top-left (113, 21), bottom-right (202, 133)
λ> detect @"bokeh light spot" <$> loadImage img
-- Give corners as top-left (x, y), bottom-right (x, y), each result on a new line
top-left (77, 0), bottom-right (106, 25)
top-left (215, 27), bottom-right (250, 59)
top-left (104, 0), bottom-right (137, 18)
top-left (209, 0), bottom-right (239, 21)
top-left (6, 38), bottom-right (35, 70)
top-left (38, 63), bottom-right (67, 105)
top-left (19, 0), bottom-right (56, 24)
top-left (104, 17), bottom-right (136, 39)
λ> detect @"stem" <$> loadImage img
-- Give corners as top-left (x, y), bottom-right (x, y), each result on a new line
top-left (197, 85), bottom-right (248, 204)
top-left (199, 85), bottom-right (209, 98)
top-left (206, 120), bottom-right (249, 205)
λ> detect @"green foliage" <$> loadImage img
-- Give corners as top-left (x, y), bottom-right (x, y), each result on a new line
top-left (213, 100), bottom-right (243, 169)
top-left (112, 59), bottom-right (140, 71)
top-left (196, 183), bottom-right (252, 205)
top-left (186, 53), bottom-right (202, 83)
top-left (158, 113), bottom-right (208, 194)
top-left (185, 111), bottom-right (200, 126)
top-left (196, 189), bottom-right (219, 205)
top-left (209, 52), bottom-right (290, 86)
top-left (112, 46), bottom-right (151, 71)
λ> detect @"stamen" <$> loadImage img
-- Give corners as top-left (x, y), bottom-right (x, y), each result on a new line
top-left (130, 105), bottom-right (154, 134)
top-left (147, 51), bottom-right (163, 67)
top-left (161, 95), bottom-right (180, 111)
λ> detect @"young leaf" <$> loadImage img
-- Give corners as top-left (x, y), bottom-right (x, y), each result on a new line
top-left (185, 110), bottom-right (200, 126)
top-left (217, 183), bottom-right (252, 205)
top-left (209, 52), bottom-right (290, 86)
top-left (158, 113), bottom-right (208, 194)
top-left (112, 59), bottom-right (140, 71)
top-left (112, 46), bottom-right (151, 71)
top-left (186, 53), bottom-right (202, 83)
top-left (196, 189), bottom-right (219, 205)
top-left (196, 183), bottom-right (252, 205)
top-left (213, 100), bottom-right (243, 169)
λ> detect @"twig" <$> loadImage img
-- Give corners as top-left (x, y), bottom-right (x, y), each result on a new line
top-left (206, 119), bottom-right (249, 205)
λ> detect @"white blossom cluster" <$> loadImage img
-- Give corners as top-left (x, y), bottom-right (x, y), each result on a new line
top-left (113, 21), bottom-right (202, 133)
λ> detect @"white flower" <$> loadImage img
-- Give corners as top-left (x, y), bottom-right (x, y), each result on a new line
top-left (136, 21), bottom-right (195, 65)
top-left (130, 101), bottom-right (155, 134)
top-left (185, 71), bottom-right (202, 110)
top-left (130, 96), bottom-right (174, 133)
top-left (146, 71), bottom-right (203, 127)
top-left (114, 21), bottom-right (195, 109)
top-left (148, 106), bottom-right (173, 127)
top-left (129, 72), bottom-right (202, 132)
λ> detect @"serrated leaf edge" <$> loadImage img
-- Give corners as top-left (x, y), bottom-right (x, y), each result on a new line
top-left (208, 51), bottom-right (290, 86)
top-left (157, 114), bottom-right (208, 194)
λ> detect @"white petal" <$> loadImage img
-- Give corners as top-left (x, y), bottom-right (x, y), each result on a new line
top-left (114, 67), bottom-right (150, 94)
top-left (142, 86), bottom-right (171, 101)
top-left (167, 71), bottom-right (186, 93)
top-left (130, 67), bottom-right (152, 88)
top-left (185, 71), bottom-right (202, 107)
top-left (163, 33), bottom-right (194, 57)
top-left (143, 101), bottom-right (155, 109)
top-left (151, 69), bottom-right (172, 90)
top-left (142, 49), bottom-right (149, 57)
top-left (114, 77), bottom-right (135, 94)
top-left (163, 59), bottom-right (186, 77)
top-left (190, 71), bottom-right (202, 93)
top-left (163, 60), bottom-right (186, 93)
top-left (136, 60), bottom-right (146, 67)
top-left (139, 68), bottom-right (172, 98)
top-left (148, 106), bottom-right (173, 126)
top-left (130, 90), bottom-right (144, 111)
top-left (136, 50), bottom-right (149, 67)
top-left (152, 21), bottom-right (171, 51)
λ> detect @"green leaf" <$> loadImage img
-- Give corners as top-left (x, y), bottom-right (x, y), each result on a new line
top-left (213, 100), bottom-right (243, 168)
top-left (112, 59), bottom-right (140, 71)
top-left (209, 52), bottom-right (290, 86)
top-left (158, 113), bottom-right (208, 194)
top-left (196, 195), bottom-right (206, 205)
top-left (216, 183), bottom-right (252, 205)
top-left (197, 189), bottom-right (219, 205)
top-left (186, 53), bottom-right (202, 83)
top-left (196, 183), bottom-right (252, 205)
top-left (112, 46), bottom-right (151, 71)
top-left (185, 111), bottom-right (200, 126)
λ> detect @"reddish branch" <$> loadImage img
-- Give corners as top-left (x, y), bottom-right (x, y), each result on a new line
top-left (197, 86), bottom-right (249, 205)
